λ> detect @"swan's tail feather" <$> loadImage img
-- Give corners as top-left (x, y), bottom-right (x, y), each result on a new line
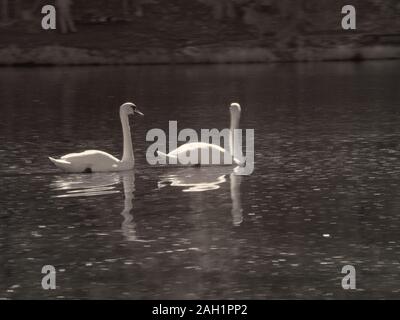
top-left (49, 157), bottom-right (70, 165)
top-left (49, 157), bottom-right (72, 171)
top-left (233, 157), bottom-right (246, 167)
top-left (156, 151), bottom-right (177, 159)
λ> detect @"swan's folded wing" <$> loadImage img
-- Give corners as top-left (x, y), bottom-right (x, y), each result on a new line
top-left (170, 142), bottom-right (226, 156)
top-left (61, 150), bottom-right (120, 163)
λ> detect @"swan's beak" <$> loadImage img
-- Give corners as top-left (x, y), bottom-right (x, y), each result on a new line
top-left (134, 109), bottom-right (144, 116)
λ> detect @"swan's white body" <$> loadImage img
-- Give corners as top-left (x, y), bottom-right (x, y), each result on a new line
top-left (157, 142), bottom-right (229, 160)
top-left (49, 102), bottom-right (142, 173)
top-left (157, 103), bottom-right (244, 166)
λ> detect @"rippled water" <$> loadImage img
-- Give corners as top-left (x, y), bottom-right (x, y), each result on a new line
top-left (1, 61), bottom-right (400, 299)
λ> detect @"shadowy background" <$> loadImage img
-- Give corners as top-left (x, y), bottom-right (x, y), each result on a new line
top-left (0, 0), bottom-right (399, 64)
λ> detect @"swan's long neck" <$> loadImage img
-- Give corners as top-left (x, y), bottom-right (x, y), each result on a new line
top-left (229, 110), bottom-right (241, 158)
top-left (121, 112), bottom-right (134, 163)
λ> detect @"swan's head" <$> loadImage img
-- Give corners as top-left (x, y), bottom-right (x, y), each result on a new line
top-left (230, 102), bottom-right (241, 116)
top-left (120, 102), bottom-right (144, 117)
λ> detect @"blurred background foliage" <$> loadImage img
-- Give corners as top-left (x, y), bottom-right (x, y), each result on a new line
top-left (0, 0), bottom-right (399, 49)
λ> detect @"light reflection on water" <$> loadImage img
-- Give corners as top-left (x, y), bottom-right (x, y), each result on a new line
top-left (50, 172), bottom-right (152, 243)
top-left (158, 167), bottom-right (243, 226)
top-left (51, 173), bottom-right (122, 198)
top-left (159, 173), bottom-right (227, 192)
top-left (1, 61), bottom-right (400, 299)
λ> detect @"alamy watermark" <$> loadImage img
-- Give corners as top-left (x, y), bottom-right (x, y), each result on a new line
top-left (145, 121), bottom-right (254, 175)
top-left (41, 4), bottom-right (357, 32)
top-left (341, 5), bottom-right (357, 30)
top-left (341, 265), bottom-right (356, 290)
top-left (41, 265), bottom-right (56, 290)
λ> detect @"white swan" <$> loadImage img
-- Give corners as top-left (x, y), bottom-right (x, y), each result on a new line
top-left (49, 102), bottom-right (143, 173)
top-left (157, 102), bottom-right (244, 166)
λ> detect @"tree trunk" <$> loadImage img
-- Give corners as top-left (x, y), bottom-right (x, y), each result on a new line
top-left (1, 0), bottom-right (9, 22)
top-left (31, 0), bottom-right (44, 13)
top-left (14, 0), bottom-right (21, 19)
top-left (122, 0), bottom-right (129, 16)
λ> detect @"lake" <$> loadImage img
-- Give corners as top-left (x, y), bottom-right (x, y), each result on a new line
top-left (1, 61), bottom-right (400, 299)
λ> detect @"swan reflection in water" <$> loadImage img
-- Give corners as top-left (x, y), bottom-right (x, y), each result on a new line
top-left (158, 167), bottom-right (243, 226)
top-left (50, 172), bottom-right (148, 242)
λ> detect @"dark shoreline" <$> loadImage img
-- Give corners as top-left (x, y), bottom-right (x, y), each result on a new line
top-left (0, 44), bottom-right (399, 66)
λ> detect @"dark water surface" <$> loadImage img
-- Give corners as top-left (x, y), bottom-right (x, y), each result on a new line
top-left (1, 62), bottom-right (400, 299)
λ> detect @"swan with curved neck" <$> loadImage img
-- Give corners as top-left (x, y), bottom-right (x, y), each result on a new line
top-left (157, 102), bottom-right (244, 166)
top-left (49, 102), bottom-right (143, 173)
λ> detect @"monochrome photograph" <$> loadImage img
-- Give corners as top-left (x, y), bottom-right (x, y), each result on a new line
top-left (0, 0), bottom-right (400, 304)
